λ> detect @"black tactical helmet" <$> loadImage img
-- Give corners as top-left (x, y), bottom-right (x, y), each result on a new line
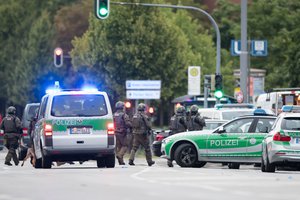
top-left (115, 101), bottom-right (125, 110)
top-left (176, 105), bottom-right (186, 114)
top-left (190, 105), bottom-right (199, 114)
top-left (7, 106), bottom-right (16, 115)
top-left (137, 103), bottom-right (146, 111)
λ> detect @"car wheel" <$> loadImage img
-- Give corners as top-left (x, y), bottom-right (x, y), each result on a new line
top-left (228, 163), bottom-right (240, 169)
top-left (174, 143), bottom-right (198, 168)
top-left (97, 158), bottom-right (106, 168)
top-left (105, 154), bottom-right (115, 168)
top-left (261, 152), bottom-right (266, 172)
top-left (193, 161), bottom-right (207, 168)
top-left (41, 145), bottom-right (51, 169)
top-left (265, 149), bottom-right (275, 173)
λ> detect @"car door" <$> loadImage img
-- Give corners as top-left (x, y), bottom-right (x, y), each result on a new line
top-left (205, 117), bottom-right (255, 160)
top-left (246, 117), bottom-right (276, 160)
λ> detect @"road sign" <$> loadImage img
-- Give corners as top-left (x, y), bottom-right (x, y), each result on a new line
top-left (251, 40), bottom-right (268, 56)
top-left (126, 80), bottom-right (161, 90)
top-left (230, 40), bottom-right (241, 56)
top-left (126, 90), bottom-right (161, 99)
top-left (188, 66), bottom-right (201, 95)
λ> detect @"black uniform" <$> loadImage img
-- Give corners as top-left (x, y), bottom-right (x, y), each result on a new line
top-left (113, 110), bottom-right (132, 165)
top-left (129, 109), bottom-right (155, 166)
top-left (0, 113), bottom-right (22, 166)
top-left (187, 113), bottom-right (206, 131)
top-left (169, 113), bottom-right (187, 135)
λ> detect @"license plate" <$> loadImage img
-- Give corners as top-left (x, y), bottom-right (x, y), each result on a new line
top-left (70, 127), bottom-right (91, 134)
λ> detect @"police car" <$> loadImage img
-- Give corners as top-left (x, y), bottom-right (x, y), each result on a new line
top-left (33, 86), bottom-right (115, 168)
top-left (261, 106), bottom-right (300, 172)
top-left (161, 109), bottom-right (276, 168)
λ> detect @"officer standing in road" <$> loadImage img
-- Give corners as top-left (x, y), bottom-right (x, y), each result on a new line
top-left (0, 106), bottom-right (22, 166)
top-left (167, 105), bottom-right (188, 167)
top-left (113, 101), bottom-right (132, 165)
top-left (169, 105), bottom-right (187, 135)
top-left (128, 103), bottom-right (155, 166)
top-left (187, 105), bottom-right (206, 131)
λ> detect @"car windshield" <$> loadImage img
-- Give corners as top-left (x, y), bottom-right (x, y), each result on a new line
top-left (222, 110), bottom-right (254, 120)
top-left (51, 94), bottom-right (108, 117)
top-left (281, 117), bottom-right (300, 130)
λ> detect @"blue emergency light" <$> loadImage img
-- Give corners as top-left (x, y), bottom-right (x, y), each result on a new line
top-left (281, 105), bottom-right (300, 113)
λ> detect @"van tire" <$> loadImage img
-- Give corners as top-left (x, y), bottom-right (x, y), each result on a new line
top-left (97, 158), bottom-right (106, 168)
top-left (105, 154), bottom-right (115, 168)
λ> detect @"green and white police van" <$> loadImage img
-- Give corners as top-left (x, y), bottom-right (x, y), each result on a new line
top-left (161, 109), bottom-right (276, 169)
top-left (33, 88), bottom-right (115, 169)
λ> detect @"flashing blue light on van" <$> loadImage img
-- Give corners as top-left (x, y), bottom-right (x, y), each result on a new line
top-left (81, 86), bottom-right (98, 92)
top-left (46, 88), bottom-right (60, 94)
top-left (215, 103), bottom-right (254, 109)
top-left (281, 105), bottom-right (300, 113)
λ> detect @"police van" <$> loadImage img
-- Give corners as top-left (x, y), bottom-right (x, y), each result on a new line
top-left (33, 87), bottom-right (115, 168)
top-left (255, 88), bottom-right (300, 115)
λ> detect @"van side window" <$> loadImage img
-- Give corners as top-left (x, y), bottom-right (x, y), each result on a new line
top-left (38, 97), bottom-right (48, 119)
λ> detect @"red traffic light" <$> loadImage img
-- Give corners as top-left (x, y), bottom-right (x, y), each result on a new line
top-left (54, 47), bottom-right (63, 68)
top-left (125, 101), bottom-right (131, 108)
top-left (148, 107), bottom-right (154, 114)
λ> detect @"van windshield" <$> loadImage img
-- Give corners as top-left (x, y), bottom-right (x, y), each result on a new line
top-left (51, 95), bottom-right (108, 117)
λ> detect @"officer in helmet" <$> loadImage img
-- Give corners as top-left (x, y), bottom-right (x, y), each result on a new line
top-left (167, 105), bottom-right (187, 167)
top-left (187, 105), bottom-right (206, 131)
top-left (129, 103), bottom-right (155, 166)
top-left (169, 105), bottom-right (187, 135)
top-left (113, 101), bottom-right (132, 165)
top-left (0, 106), bottom-right (22, 166)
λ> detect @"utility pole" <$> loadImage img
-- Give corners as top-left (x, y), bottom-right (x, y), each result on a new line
top-left (240, 0), bottom-right (248, 103)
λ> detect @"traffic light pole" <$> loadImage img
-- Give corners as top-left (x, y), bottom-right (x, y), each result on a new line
top-left (111, 2), bottom-right (221, 75)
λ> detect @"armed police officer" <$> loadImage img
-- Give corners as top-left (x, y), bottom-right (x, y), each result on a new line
top-left (167, 105), bottom-right (188, 167)
top-left (187, 105), bottom-right (206, 131)
top-left (169, 105), bottom-right (187, 135)
top-left (0, 106), bottom-right (22, 166)
top-left (113, 101), bottom-right (132, 165)
top-left (129, 103), bottom-right (155, 166)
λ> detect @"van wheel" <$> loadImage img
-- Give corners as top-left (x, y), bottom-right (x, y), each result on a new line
top-left (105, 154), bottom-right (115, 168)
top-left (228, 163), bottom-right (240, 169)
top-left (41, 145), bottom-right (51, 169)
top-left (174, 143), bottom-right (198, 168)
top-left (97, 158), bottom-right (106, 168)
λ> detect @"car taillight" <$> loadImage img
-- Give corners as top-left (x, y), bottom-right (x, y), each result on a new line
top-left (44, 124), bottom-right (53, 136)
top-left (107, 122), bottom-right (115, 135)
top-left (22, 128), bottom-right (28, 136)
top-left (156, 134), bottom-right (164, 141)
top-left (273, 132), bottom-right (291, 142)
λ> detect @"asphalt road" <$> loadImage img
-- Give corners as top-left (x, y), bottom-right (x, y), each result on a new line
top-left (0, 149), bottom-right (300, 200)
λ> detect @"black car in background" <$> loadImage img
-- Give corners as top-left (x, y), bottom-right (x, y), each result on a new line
top-left (18, 103), bottom-right (40, 160)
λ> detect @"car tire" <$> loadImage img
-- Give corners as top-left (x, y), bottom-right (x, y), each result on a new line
top-left (193, 161), bottom-right (207, 168)
top-left (261, 156), bottom-right (266, 172)
top-left (228, 163), bottom-right (240, 169)
top-left (105, 154), bottom-right (115, 168)
top-left (41, 145), bottom-right (52, 169)
top-left (97, 158), bottom-right (106, 168)
top-left (174, 143), bottom-right (198, 168)
top-left (265, 149), bottom-right (275, 173)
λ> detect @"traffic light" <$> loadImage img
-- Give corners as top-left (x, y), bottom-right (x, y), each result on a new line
top-left (214, 74), bottom-right (224, 99)
top-left (54, 47), bottom-right (63, 68)
top-left (95, 0), bottom-right (110, 19)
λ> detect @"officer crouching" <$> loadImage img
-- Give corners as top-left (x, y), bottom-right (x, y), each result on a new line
top-left (0, 106), bottom-right (22, 166)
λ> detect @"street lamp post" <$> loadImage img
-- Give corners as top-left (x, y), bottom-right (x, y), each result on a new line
top-left (111, 2), bottom-right (221, 76)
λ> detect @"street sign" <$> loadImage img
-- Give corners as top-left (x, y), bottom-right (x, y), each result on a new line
top-left (188, 66), bottom-right (201, 95)
top-left (230, 40), bottom-right (241, 56)
top-left (126, 80), bottom-right (161, 90)
top-left (251, 40), bottom-right (268, 56)
top-left (126, 90), bottom-right (161, 99)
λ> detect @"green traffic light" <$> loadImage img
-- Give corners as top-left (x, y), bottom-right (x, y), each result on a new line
top-left (214, 90), bottom-right (224, 99)
top-left (95, 0), bottom-right (109, 19)
top-left (99, 7), bottom-right (108, 16)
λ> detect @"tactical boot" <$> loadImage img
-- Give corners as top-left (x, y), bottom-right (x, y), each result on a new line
top-left (14, 161), bottom-right (19, 166)
top-left (117, 156), bottom-right (125, 165)
top-left (167, 160), bottom-right (174, 167)
top-left (128, 160), bottom-right (135, 166)
top-left (5, 162), bottom-right (12, 166)
top-left (148, 161), bottom-right (155, 167)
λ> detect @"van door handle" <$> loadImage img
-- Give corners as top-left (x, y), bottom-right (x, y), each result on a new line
top-left (77, 141), bottom-right (84, 144)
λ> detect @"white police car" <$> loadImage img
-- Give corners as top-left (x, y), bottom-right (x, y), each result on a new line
top-left (33, 86), bottom-right (115, 168)
top-left (262, 106), bottom-right (300, 172)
